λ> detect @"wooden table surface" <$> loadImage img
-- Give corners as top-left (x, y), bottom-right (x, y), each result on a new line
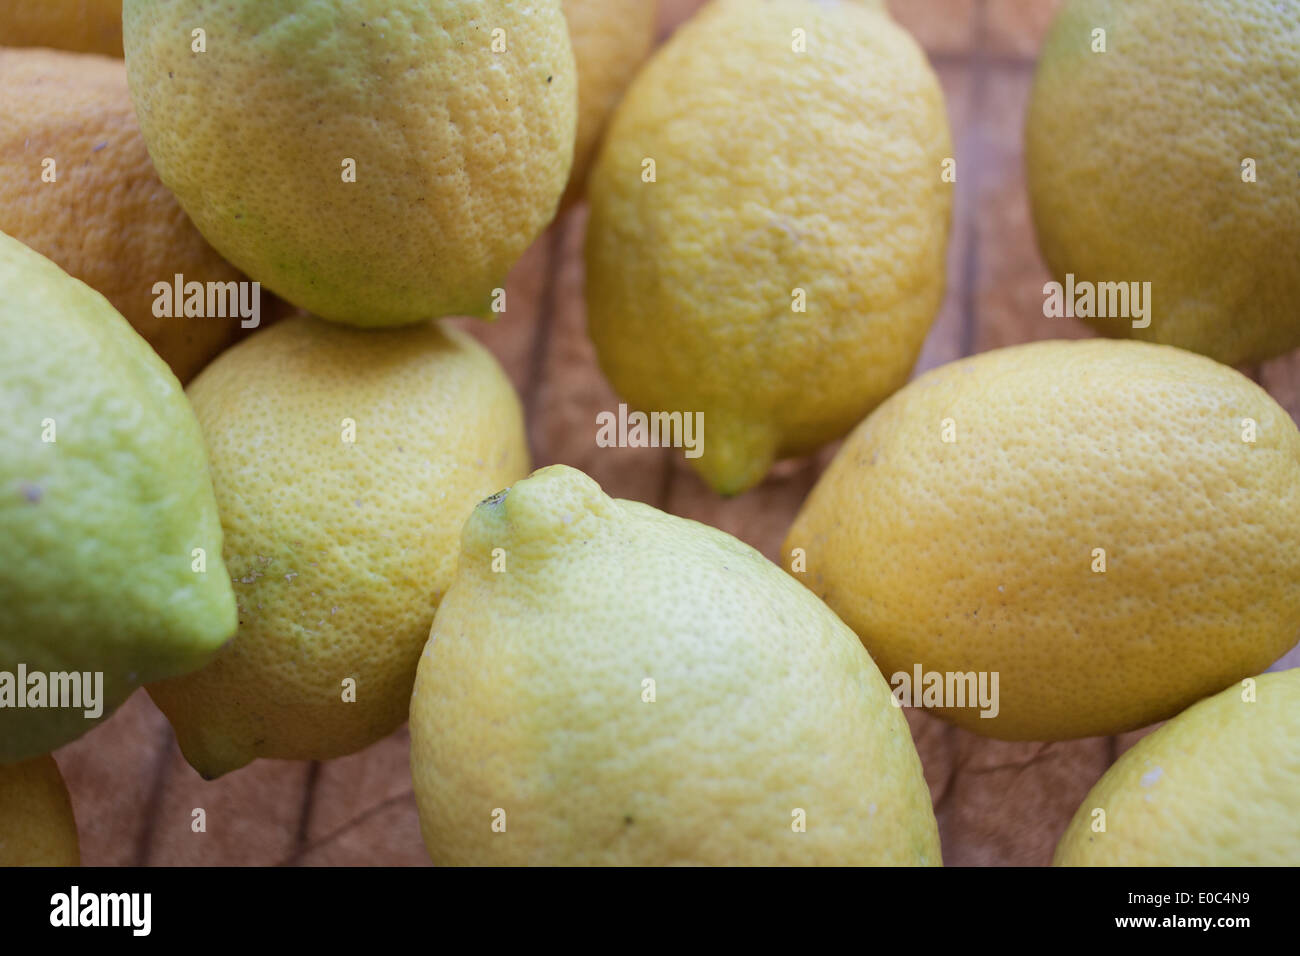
top-left (53, 0), bottom-right (1300, 866)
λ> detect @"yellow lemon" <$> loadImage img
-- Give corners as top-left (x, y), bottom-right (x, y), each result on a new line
top-left (0, 48), bottom-right (251, 384)
top-left (559, 0), bottom-right (657, 210)
top-left (784, 340), bottom-right (1300, 741)
top-left (0, 230), bottom-right (235, 763)
top-left (0, 0), bottom-right (123, 56)
top-left (410, 465), bottom-right (940, 865)
top-left (0, 756), bottom-right (80, 866)
top-left (123, 0), bottom-right (577, 326)
top-left (1055, 669), bottom-right (1300, 865)
top-left (585, 0), bottom-right (950, 494)
top-left (148, 315), bottom-right (529, 778)
top-left (1026, 0), bottom-right (1300, 366)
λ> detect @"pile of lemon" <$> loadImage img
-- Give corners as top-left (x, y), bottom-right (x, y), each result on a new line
top-left (0, 0), bottom-right (1296, 868)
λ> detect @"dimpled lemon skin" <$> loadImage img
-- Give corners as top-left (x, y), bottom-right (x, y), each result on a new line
top-left (585, 0), bottom-right (950, 495)
top-left (784, 340), bottom-right (1300, 742)
top-left (410, 465), bottom-right (940, 866)
top-left (558, 0), bottom-right (657, 210)
top-left (0, 231), bottom-right (236, 764)
top-left (0, 0), bottom-right (123, 56)
top-left (123, 0), bottom-right (577, 326)
top-left (148, 315), bottom-right (530, 779)
top-left (1027, 0), bottom-right (1300, 366)
top-left (0, 49), bottom-right (248, 384)
top-left (0, 756), bottom-right (80, 866)
top-left (1056, 670), bottom-right (1300, 866)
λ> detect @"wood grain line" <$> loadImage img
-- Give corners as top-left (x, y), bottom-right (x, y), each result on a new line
top-left (957, 0), bottom-right (991, 358)
top-left (132, 716), bottom-right (176, 866)
top-left (277, 789), bottom-right (415, 867)
top-left (524, 220), bottom-right (572, 436)
top-left (293, 761), bottom-right (322, 855)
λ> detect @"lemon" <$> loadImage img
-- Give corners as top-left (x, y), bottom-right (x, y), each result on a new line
top-left (409, 464), bottom-right (940, 865)
top-left (784, 339), bottom-right (1300, 742)
top-left (1026, 0), bottom-right (1300, 366)
top-left (0, 230), bottom-right (235, 763)
top-left (585, 0), bottom-right (950, 494)
top-left (123, 0), bottom-right (577, 326)
top-left (6, 0), bottom-right (648, 213)
top-left (1055, 669), bottom-right (1300, 865)
top-left (0, 755), bottom-right (80, 866)
top-left (0, 48), bottom-right (251, 384)
top-left (0, 0), bottom-right (123, 56)
top-left (148, 315), bottom-right (529, 778)
top-left (559, 0), bottom-right (657, 210)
